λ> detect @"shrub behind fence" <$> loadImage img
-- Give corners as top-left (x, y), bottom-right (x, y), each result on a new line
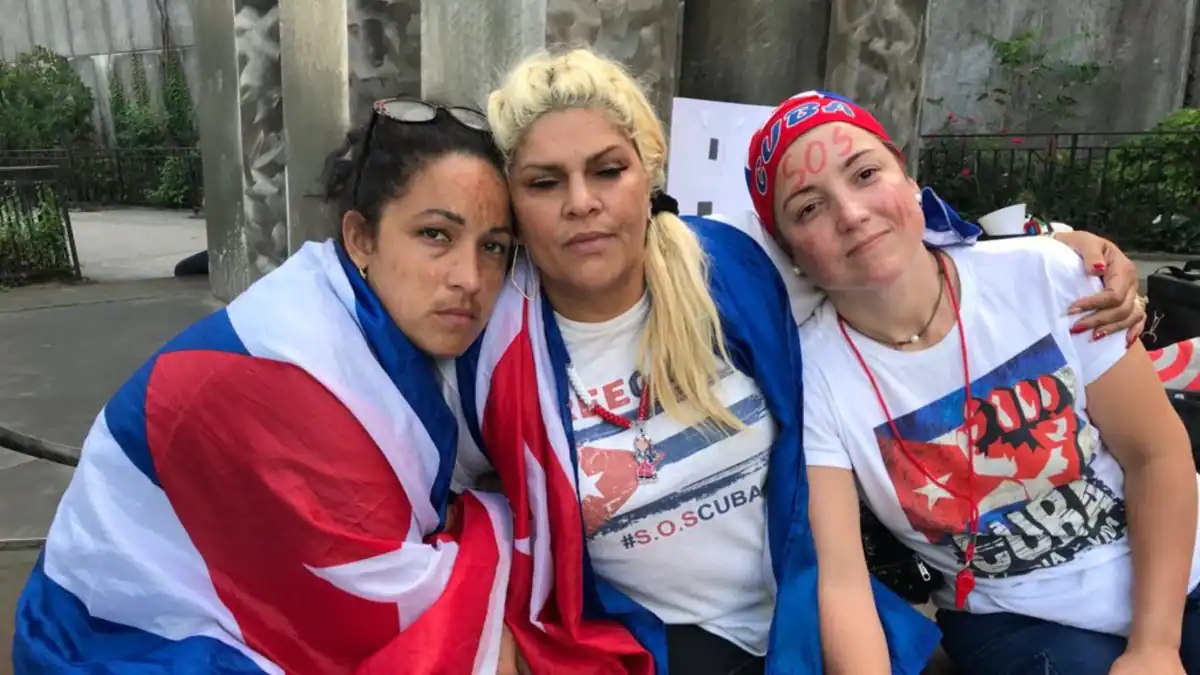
top-left (0, 166), bottom-right (81, 284)
top-left (919, 131), bottom-right (1200, 253)
top-left (0, 147), bottom-right (203, 212)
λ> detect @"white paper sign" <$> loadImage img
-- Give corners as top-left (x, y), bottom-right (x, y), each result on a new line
top-left (665, 97), bottom-right (776, 224)
top-left (665, 97), bottom-right (824, 323)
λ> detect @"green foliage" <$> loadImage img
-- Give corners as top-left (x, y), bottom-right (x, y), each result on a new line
top-left (980, 29), bottom-right (1102, 131)
top-left (111, 54), bottom-right (169, 148)
top-left (148, 154), bottom-right (192, 208)
top-left (920, 28), bottom-right (1198, 252)
top-left (162, 50), bottom-right (197, 147)
top-left (0, 37), bottom-right (201, 211)
top-left (920, 110), bottom-right (1200, 253)
top-left (0, 46), bottom-right (94, 150)
top-left (925, 29), bottom-right (1102, 133)
top-left (0, 183), bottom-right (74, 283)
top-left (109, 50), bottom-right (197, 150)
top-left (1093, 109), bottom-right (1200, 252)
top-left (106, 51), bottom-right (199, 208)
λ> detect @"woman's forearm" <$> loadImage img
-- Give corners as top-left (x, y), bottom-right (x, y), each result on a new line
top-left (818, 582), bottom-right (891, 674)
top-left (1124, 448), bottom-right (1197, 650)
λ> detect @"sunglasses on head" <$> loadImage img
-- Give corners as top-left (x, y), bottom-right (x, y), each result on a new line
top-left (350, 98), bottom-right (490, 209)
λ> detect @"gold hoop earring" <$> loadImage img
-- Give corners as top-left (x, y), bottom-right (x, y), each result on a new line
top-left (508, 245), bottom-right (534, 302)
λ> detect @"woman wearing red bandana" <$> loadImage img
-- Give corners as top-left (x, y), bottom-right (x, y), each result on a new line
top-left (747, 91), bottom-right (1200, 674)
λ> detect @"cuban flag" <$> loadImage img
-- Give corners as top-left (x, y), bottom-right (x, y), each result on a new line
top-left (460, 217), bottom-right (943, 673)
top-left (13, 241), bottom-right (513, 674)
top-left (1150, 338), bottom-right (1200, 391)
top-left (465, 254), bottom-right (656, 674)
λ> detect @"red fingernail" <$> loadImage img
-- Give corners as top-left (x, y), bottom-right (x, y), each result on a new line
top-left (1093, 329), bottom-right (1106, 340)
top-left (1093, 262), bottom-right (1106, 272)
top-left (1070, 325), bottom-right (1088, 335)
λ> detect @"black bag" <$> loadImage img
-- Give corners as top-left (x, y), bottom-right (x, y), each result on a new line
top-left (1142, 262), bottom-right (1200, 350)
top-left (860, 502), bottom-right (944, 604)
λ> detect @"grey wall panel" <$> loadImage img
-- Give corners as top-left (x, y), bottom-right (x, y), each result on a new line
top-left (679, 0), bottom-right (829, 106)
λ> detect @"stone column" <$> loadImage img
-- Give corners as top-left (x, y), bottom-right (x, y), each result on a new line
top-left (678, 0), bottom-right (829, 106)
top-left (1187, 8), bottom-right (1200, 107)
top-left (279, 0), bottom-right (349, 252)
top-left (196, 0), bottom-right (420, 300)
top-left (348, 0), bottom-right (422, 123)
top-left (195, 0), bottom-right (252, 300)
top-left (420, 0), bottom-right (682, 126)
top-left (824, 0), bottom-right (932, 174)
top-left (279, 0), bottom-right (421, 251)
top-left (195, 0), bottom-right (286, 301)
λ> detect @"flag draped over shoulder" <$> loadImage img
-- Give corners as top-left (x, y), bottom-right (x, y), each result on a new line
top-left (13, 241), bottom-right (512, 675)
top-left (710, 187), bottom-right (980, 326)
top-left (458, 217), bottom-right (947, 674)
top-left (1151, 338), bottom-right (1200, 391)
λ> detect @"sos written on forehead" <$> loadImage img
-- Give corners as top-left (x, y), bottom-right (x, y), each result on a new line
top-left (773, 123), bottom-right (900, 214)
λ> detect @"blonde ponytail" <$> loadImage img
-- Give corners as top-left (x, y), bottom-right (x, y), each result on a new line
top-left (489, 48), bottom-right (744, 430)
top-left (641, 212), bottom-right (742, 429)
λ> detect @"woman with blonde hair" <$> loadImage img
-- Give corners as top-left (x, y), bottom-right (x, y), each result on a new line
top-left (451, 50), bottom-right (1146, 674)
top-left (745, 91), bottom-right (1200, 674)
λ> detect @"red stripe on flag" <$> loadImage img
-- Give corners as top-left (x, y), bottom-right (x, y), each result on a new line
top-left (1156, 339), bottom-right (1195, 384)
top-left (357, 492), bottom-right (501, 675)
top-left (482, 302), bottom-right (653, 674)
top-left (147, 352), bottom-right (485, 673)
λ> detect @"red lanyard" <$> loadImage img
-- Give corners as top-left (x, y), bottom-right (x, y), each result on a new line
top-left (837, 251), bottom-right (980, 609)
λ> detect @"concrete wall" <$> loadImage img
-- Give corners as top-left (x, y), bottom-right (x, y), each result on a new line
top-left (0, 0), bottom-right (197, 145)
top-left (0, 0), bottom-right (1196, 143)
top-left (922, 0), bottom-right (1198, 133)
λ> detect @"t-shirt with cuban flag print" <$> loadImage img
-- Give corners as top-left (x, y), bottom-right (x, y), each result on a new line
top-left (800, 238), bottom-right (1200, 637)
top-left (557, 291), bottom-right (777, 656)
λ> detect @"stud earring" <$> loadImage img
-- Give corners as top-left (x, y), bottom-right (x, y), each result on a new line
top-left (915, 191), bottom-right (923, 204)
top-left (792, 266), bottom-right (802, 277)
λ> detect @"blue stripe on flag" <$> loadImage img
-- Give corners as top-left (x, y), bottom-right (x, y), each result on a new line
top-left (455, 337), bottom-right (489, 461)
top-left (13, 554), bottom-right (266, 674)
top-left (333, 243), bottom-right (458, 523)
top-left (105, 309), bottom-right (249, 487)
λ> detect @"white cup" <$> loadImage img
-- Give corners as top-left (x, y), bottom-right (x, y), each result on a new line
top-left (976, 203), bottom-right (1029, 236)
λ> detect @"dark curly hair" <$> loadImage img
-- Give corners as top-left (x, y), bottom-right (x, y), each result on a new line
top-left (320, 107), bottom-right (507, 245)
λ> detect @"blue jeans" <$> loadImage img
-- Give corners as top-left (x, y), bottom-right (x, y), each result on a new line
top-left (936, 585), bottom-right (1200, 674)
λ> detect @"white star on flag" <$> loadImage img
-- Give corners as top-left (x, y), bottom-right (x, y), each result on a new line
top-left (915, 474), bottom-right (954, 509)
top-left (577, 466), bottom-right (604, 500)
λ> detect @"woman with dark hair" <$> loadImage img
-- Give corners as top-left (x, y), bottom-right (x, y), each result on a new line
top-left (13, 101), bottom-right (520, 674)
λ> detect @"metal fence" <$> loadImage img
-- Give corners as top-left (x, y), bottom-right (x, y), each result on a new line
top-left (918, 131), bottom-right (1200, 253)
top-left (0, 147), bottom-right (203, 212)
top-left (0, 166), bottom-right (81, 284)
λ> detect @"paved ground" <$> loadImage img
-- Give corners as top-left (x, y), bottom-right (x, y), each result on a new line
top-left (70, 208), bottom-right (206, 282)
top-left (0, 278), bottom-right (220, 669)
top-left (0, 208), bottom-right (216, 671)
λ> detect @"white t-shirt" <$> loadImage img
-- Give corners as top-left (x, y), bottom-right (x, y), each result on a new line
top-left (801, 238), bottom-right (1200, 637)
top-left (557, 293), bottom-right (777, 655)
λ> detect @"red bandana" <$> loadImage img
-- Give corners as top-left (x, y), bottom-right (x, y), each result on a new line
top-left (745, 90), bottom-right (900, 238)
